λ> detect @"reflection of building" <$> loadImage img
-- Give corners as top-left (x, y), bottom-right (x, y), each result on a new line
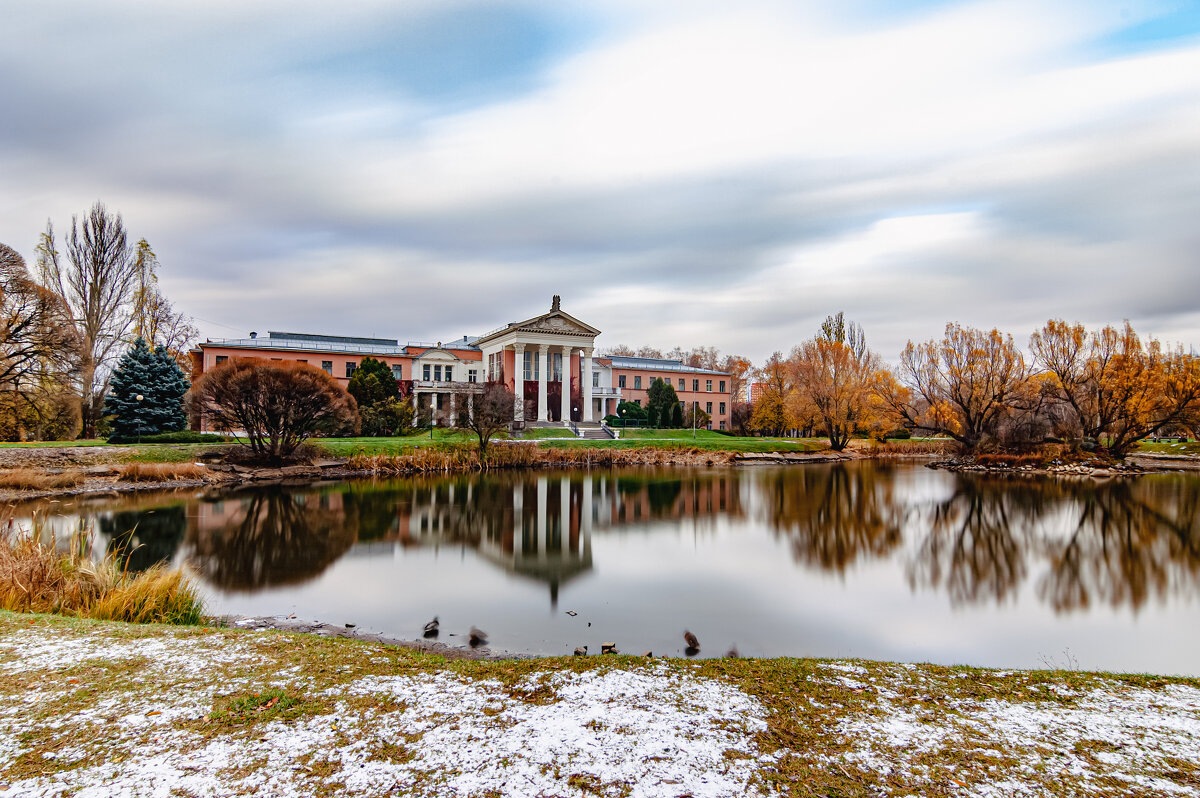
top-left (190, 296), bottom-right (733, 430)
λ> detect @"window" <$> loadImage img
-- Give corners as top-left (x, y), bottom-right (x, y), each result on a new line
top-left (719, 380), bottom-right (726, 393)
top-left (434, 365), bottom-right (442, 381)
top-left (592, 372), bottom-right (600, 388)
top-left (468, 369), bottom-right (478, 383)
top-left (678, 378), bottom-right (684, 390)
top-left (706, 379), bottom-right (713, 392)
top-left (392, 364), bottom-right (403, 379)
top-left (215, 355), bottom-right (227, 365)
top-left (444, 367), bottom-right (452, 382)
top-left (321, 360), bottom-right (333, 374)
top-left (706, 402), bottom-right (713, 414)
top-left (523, 351), bottom-right (539, 381)
top-left (553, 352), bottom-right (562, 381)
top-left (423, 364), bottom-right (431, 381)
top-left (719, 402), bottom-right (726, 415)
top-left (346, 362), bottom-right (357, 378)
top-left (297, 359), bottom-right (307, 364)
top-left (634, 376), bottom-right (642, 389)
top-left (720, 421), bottom-right (726, 430)
top-left (693, 379), bottom-right (699, 392)
top-left (618, 375), bottom-right (626, 388)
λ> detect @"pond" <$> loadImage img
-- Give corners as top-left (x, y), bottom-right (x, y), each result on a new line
top-left (15, 461), bottom-right (1200, 675)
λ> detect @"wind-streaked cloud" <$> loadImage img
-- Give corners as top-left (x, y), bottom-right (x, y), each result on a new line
top-left (1, 0), bottom-right (1197, 360)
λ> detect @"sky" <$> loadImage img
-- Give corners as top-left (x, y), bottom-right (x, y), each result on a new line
top-left (2, 0), bottom-right (1199, 365)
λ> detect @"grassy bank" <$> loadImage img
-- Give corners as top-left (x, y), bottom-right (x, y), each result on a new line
top-left (1, 612), bottom-right (1196, 797)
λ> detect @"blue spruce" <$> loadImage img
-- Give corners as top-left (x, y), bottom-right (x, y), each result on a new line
top-left (106, 338), bottom-right (189, 441)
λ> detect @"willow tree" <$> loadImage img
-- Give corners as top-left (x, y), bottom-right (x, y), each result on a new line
top-left (1031, 319), bottom-right (1200, 456)
top-left (885, 323), bottom-right (1027, 451)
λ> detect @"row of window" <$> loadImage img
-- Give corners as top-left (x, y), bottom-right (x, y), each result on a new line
top-left (615, 375), bottom-right (726, 393)
top-left (212, 356), bottom-right (477, 383)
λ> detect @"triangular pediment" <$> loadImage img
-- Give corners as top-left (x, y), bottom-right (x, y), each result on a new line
top-left (513, 311), bottom-right (600, 337)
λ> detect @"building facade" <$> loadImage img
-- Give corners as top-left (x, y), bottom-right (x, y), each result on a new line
top-left (190, 297), bottom-right (733, 430)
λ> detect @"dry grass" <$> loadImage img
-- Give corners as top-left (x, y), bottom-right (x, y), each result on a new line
top-left (115, 462), bottom-right (210, 482)
top-left (0, 516), bottom-right (203, 625)
top-left (348, 444), bottom-right (733, 475)
top-left (0, 468), bottom-right (87, 490)
top-left (856, 438), bottom-right (961, 456)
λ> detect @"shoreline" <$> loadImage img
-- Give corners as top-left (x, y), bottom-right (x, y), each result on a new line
top-left (0, 441), bottom-right (1197, 504)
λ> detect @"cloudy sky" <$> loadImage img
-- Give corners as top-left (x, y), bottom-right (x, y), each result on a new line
top-left (2, 0), bottom-right (1198, 363)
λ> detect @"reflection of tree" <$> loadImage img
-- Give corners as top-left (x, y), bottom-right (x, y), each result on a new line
top-left (763, 463), bottom-right (903, 571)
top-left (186, 488), bottom-right (355, 591)
top-left (1037, 476), bottom-right (1200, 612)
top-left (341, 485), bottom-right (406, 542)
top-left (908, 478), bottom-right (1034, 605)
top-left (907, 473), bottom-right (1200, 612)
top-left (101, 505), bottom-right (187, 572)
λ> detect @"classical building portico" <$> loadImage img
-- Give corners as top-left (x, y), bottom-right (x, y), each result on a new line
top-left (473, 296), bottom-right (601, 426)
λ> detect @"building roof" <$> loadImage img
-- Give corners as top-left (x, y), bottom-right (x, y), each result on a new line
top-left (197, 331), bottom-right (481, 356)
top-left (607, 356), bottom-right (729, 376)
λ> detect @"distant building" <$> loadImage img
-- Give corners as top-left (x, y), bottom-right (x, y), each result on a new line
top-left (190, 296), bottom-right (733, 430)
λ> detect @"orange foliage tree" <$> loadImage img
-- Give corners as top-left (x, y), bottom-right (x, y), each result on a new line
top-left (884, 323), bottom-right (1027, 451)
top-left (789, 313), bottom-right (887, 450)
top-left (1030, 319), bottom-right (1200, 456)
top-left (188, 358), bottom-right (358, 462)
top-left (750, 351), bottom-right (793, 436)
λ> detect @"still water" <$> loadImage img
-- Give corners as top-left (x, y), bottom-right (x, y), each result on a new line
top-left (19, 462), bottom-right (1200, 675)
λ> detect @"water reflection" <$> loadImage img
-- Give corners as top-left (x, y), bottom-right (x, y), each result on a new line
top-left (760, 463), bottom-right (904, 570)
top-left (17, 464), bottom-right (1200, 618)
top-left (185, 490), bottom-right (356, 591)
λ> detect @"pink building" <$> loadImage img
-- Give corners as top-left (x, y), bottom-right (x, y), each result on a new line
top-left (191, 297), bottom-right (733, 431)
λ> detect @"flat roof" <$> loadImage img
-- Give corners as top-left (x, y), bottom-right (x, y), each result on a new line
top-left (607, 356), bottom-right (729, 376)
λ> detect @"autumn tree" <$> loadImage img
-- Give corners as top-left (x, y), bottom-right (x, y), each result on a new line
top-left (1030, 319), bottom-right (1200, 456)
top-left (0, 243), bottom-right (82, 440)
top-left (790, 313), bottom-right (885, 450)
top-left (750, 351), bottom-right (792, 436)
top-left (188, 358), bottom-right (359, 462)
top-left (456, 382), bottom-right (515, 460)
top-left (885, 323), bottom-right (1027, 451)
top-left (719, 354), bottom-right (753, 402)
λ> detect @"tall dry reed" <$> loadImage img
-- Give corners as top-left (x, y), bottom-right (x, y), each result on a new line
top-left (0, 469), bottom-right (87, 490)
top-left (0, 514), bottom-right (203, 625)
top-left (116, 462), bottom-right (210, 482)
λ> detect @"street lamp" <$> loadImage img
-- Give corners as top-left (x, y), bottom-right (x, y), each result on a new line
top-left (692, 400), bottom-right (697, 439)
top-left (135, 394), bottom-right (144, 444)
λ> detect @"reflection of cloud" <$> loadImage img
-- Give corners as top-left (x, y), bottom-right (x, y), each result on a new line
top-left (2, 2), bottom-right (1200, 358)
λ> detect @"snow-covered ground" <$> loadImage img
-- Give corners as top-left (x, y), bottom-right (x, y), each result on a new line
top-left (1, 620), bottom-right (1198, 797)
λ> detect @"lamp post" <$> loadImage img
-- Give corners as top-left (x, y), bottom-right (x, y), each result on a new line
top-left (135, 394), bottom-right (144, 444)
top-left (692, 400), bottom-right (697, 439)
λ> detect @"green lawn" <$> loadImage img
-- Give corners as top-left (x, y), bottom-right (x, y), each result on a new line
top-left (1134, 439), bottom-right (1200, 455)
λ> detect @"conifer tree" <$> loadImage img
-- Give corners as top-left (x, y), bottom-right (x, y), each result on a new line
top-left (106, 337), bottom-right (188, 440)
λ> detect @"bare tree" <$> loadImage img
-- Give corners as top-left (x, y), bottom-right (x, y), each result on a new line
top-left (0, 243), bottom-right (82, 439)
top-left (36, 204), bottom-right (139, 437)
top-left (456, 382), bottom-right (515, 461)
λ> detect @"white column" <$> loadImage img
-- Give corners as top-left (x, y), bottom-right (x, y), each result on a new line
top-left (560, 345), bottom-right (571, 423)
top-left (448, 393), bottom-right (456, 426)
top-left (582, 347), bottom-right (594, 422)
top-left (559, 476), bottom-right (570, 553)
top-left (537, 344), bottom-right (549, 422)
top-left (512, 344), bottom-right (525, 425)
top-left (536, 476), bottom-right (548, 555)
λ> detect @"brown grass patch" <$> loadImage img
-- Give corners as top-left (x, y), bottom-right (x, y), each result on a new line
top-left (0, 468), bottom-right (87, 490)
top-left (859, 439), bottom-right (961, 456)
top-left (348, 444), bottom-right (732, 475)
top-left (116, 462), bottom-right (210, 482)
